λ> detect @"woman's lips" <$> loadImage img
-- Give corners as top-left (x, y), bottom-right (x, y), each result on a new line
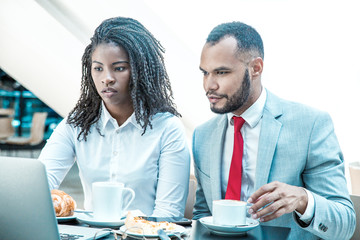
top-left (101, 87), bottom-right (117, 97)
top-left (101, 87), bottom-right (116, 93)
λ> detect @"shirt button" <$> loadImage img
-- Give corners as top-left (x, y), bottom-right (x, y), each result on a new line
top-left (116, 129), bottom-right (120, 134)
top-left (113, 151), bottom-right (118, 156)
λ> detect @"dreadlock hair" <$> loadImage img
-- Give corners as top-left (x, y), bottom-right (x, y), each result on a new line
top-left (67, 17), bottom-right (180, 141)
top-left (206, 21), bottom-right (264, 60)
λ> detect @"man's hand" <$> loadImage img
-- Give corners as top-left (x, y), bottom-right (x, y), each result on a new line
top-left (247, 181), bottom-right (308, 222)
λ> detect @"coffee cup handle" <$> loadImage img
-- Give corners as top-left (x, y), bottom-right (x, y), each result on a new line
top-left (122, 187), bottom-right (135, 212)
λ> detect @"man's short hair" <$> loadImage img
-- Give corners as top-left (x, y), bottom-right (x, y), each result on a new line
top-left (206, 21), bottom-right (264, 59)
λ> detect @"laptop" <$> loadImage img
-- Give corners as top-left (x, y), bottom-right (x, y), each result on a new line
top-left (0, 156), bottom-right (110, 240)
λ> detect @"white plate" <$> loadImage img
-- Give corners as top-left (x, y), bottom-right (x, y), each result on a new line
top-left (56, 213), bottom-right (77, 223)
top-left (199, 216), bottom-right (259, 236)
top-left (119, 224), bottom-right (186, 238)
top-left (76, 213), bottom-right (125, 228)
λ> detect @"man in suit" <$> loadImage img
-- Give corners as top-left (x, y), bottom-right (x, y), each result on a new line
top-left (192, 21), bottom-right (355, 239)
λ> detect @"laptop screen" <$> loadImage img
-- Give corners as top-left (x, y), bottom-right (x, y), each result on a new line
top-left (0, 157), bottom-right (109, 240)
top-left (0, 157), bottom-right (60, 240)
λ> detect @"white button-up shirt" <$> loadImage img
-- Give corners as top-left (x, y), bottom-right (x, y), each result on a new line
top-left (222, 90), bottom-right (266, 201)
top-left (39, 105), bottom-right (190, 217)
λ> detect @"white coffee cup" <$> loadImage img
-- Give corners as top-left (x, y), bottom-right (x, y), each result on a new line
top-left (212, 199), bottom-right (247, 226)
top-left (92, 182), bottom-right (135, 221)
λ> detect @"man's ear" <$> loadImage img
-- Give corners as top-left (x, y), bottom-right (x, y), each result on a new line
top-left (249, 57), bottom-right (263, 77)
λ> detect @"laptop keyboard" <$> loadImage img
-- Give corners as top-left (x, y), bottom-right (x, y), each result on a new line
top-left (60, 233), bottom-right (84, 240)
top-left (58, 224), bottom-right (110, 240)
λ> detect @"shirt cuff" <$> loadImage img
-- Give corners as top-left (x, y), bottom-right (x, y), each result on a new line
top-left (295, 188), bottom-right (315, 224)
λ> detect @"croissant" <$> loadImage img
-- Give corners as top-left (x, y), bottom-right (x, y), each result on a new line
top-left (51, 189), bottom-right (77, 217)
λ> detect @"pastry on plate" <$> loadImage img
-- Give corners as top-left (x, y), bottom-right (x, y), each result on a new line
top-left (51, 189), bottom-right (76, 217)
top-left (124, 212), bottom-right (177, 235)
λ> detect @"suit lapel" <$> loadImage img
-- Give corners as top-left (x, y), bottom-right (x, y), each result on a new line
top-left (210, 115), bottom-right (228, 201)
top-left (255, 92), bottom-right (283, 190)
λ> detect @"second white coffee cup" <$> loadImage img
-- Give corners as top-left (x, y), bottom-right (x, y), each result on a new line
top-left (92, 181), bottom-right (135, 221)
top-left (212, 199), bottom-right (247, 226)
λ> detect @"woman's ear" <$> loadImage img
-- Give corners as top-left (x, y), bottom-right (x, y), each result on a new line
top-left (250, 57), bottom-right (263, 77)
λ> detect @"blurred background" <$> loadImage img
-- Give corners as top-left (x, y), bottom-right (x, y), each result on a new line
top-left (1, 0), bottom-right (359, 198)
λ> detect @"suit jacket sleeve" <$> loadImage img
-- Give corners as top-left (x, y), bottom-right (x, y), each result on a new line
top-left (295, 111), bottom-right (355, 239)
top-left (192, 128), bottom-right (212, 220)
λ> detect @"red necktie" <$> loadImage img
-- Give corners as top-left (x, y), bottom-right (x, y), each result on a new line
top-left (225, 116), bottom-right (245, 200)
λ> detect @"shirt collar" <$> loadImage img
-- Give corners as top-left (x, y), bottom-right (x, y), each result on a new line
top-left (227, 88), bottom-right (267, 128)
top-left (100, 102), bottom-right (142, 130)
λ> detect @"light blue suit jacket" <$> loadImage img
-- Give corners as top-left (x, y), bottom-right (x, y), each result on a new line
top-left (192, 90), bottom-right (355, 239)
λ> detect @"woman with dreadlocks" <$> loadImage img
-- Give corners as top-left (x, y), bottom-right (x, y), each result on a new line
top-left (39, 17), bottom-right (190, 217)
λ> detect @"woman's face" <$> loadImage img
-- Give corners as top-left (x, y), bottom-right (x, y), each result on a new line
top-left (91, 43), bottom-right (132, 108)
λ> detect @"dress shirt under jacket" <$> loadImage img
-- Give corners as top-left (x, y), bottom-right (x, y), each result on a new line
top-left (222, 90), bottom-right (314, 222)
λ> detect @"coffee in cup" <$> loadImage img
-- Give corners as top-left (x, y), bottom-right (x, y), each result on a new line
top-left (212, 199), bottom-right (247, 226)
top-left (92, 181), bottom-right (135, 221)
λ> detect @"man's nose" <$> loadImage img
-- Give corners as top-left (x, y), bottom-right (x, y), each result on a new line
top-left (204, 74), bottom-right (218, 91)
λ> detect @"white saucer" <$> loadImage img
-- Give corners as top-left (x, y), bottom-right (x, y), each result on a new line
top-left (56, 213), bottom-right (78, 223)
top-left (76, 213), bottom-right (125, 228)
top-left (199, 216), bottom-right (259, 236)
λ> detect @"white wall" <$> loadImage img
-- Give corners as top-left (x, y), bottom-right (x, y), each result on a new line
top-left (0, 0), bottom-right (84, 116)
top-left (1, 0), bottom-right (359, 189)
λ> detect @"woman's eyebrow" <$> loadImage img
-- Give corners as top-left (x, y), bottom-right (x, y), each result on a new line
top-left (113, 61), bottom-right (129, 65)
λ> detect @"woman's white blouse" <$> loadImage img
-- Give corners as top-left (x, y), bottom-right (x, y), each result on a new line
top-left (39, 107), bottom-right (190, 217)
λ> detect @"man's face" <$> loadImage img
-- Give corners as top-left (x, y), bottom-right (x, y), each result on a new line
top-left (200, 37), bottom-right (251, 115)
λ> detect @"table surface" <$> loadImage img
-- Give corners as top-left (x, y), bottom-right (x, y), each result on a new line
top-left (189, 220), bottom-right (290, 240)
top-left (59, 219), bottom-right (290, 240)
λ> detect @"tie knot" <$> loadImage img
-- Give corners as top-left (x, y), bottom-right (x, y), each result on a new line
top-left (232, 116), bottom-right (245, 132)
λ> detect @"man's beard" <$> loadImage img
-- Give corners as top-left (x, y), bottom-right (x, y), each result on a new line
top-left (209, 69), bottom-right (250, 114)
